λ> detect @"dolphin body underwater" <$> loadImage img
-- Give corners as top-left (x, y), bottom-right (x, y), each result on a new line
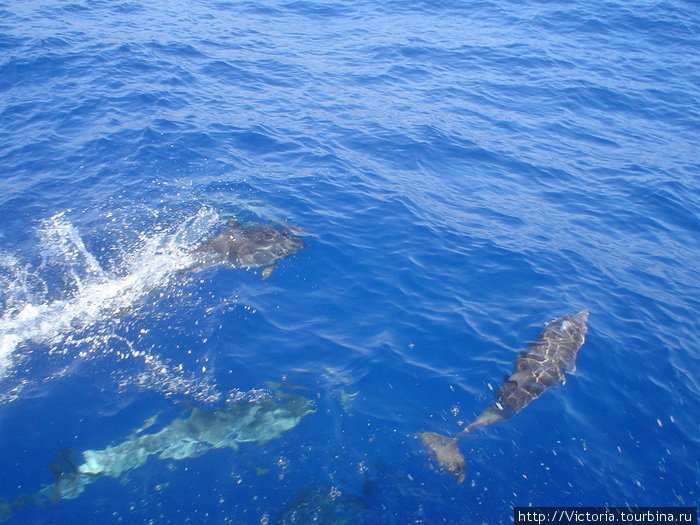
top-left (0, 390), bottom-right (315, 522)
top-left (188, 219), bottom-right (306, 279)
top-left (418, 310), bottom-right (589, 483)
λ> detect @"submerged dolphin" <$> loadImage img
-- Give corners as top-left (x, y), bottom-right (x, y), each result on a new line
top-left (418, 310), bottom-right (589, 483)
top-left (189, 219), bottom-right (306, 279)
top-left (0, 389), bottom-right (315, 522)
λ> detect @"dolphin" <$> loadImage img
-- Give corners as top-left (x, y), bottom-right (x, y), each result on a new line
top-left (0, 389), bottom-right (315, 521)
top-left (189, 220), bottom-right (305, 279)
top-left (418, 310), bottom-right (589, 483)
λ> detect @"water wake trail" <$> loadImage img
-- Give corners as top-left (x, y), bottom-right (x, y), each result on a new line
top-left (0, 208), bottom-right (221, 403)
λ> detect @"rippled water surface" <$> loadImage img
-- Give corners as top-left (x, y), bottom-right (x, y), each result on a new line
top-left (0, 0), bottom-right (698, 523)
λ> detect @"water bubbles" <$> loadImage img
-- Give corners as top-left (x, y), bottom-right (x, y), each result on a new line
top-left (0, 207), bottom-right (222, 403)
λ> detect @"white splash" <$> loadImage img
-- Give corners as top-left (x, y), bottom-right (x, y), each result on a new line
top-left (0, 208), bottom-right (221, 402)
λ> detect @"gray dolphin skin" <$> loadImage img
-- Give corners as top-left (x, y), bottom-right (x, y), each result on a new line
top-left (418, 310), bottom-right (589, 484)
top-left (0, 390), bottom-right (315, 522)
top-left (190, 219), bottom-right (306, 279)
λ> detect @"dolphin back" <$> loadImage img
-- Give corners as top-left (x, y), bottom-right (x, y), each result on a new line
top-left (464, 310), bottom-right (589, 433)
top-left (188, 220), bottom-right (306, 277)
top-left (418, 310), bottom-right (589, 483)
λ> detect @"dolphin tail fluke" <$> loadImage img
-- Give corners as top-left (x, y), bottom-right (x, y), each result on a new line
top-left (417, 431), bottom-right (466, 484)
top-left (0, 490), bottom-right (51, 523)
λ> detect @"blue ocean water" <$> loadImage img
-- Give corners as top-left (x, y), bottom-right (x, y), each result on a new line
top-left (0, 0), bottom-right (698, 523)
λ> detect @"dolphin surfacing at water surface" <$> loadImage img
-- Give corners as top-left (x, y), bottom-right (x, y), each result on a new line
top-left (190, 219), bottom-right (306, 279)
top-left (418, 310), bottom-right (589, 483)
